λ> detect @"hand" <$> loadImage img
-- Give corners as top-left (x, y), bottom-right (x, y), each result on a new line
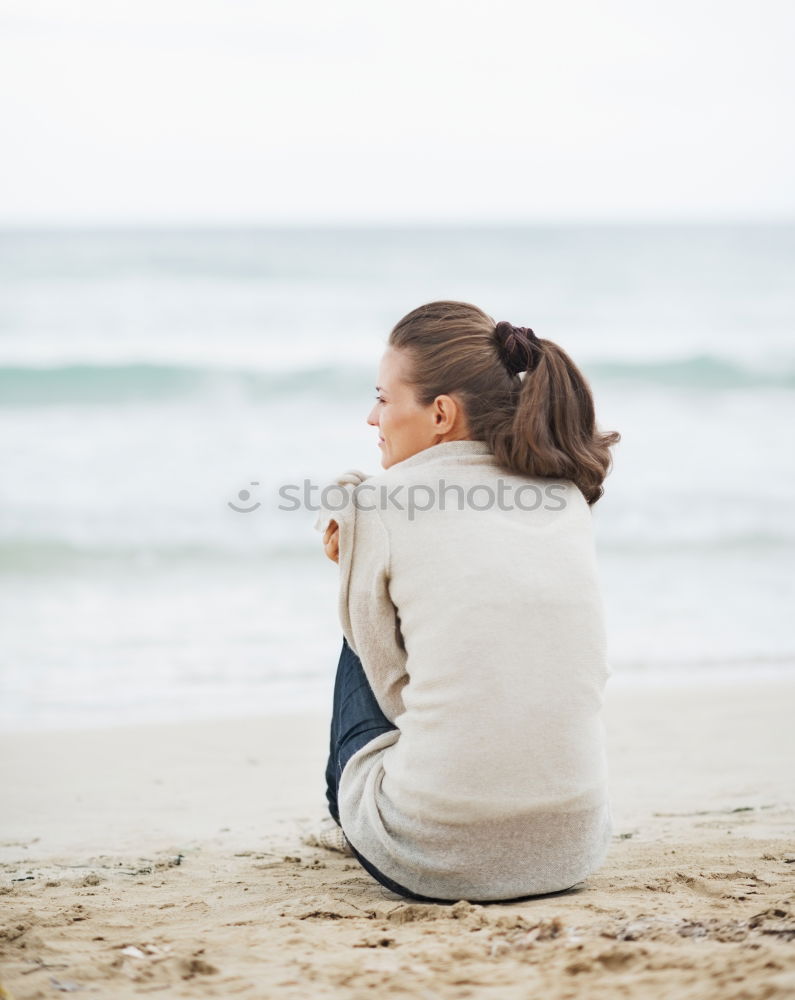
top-left (323, 520), bottom-right (340, 563)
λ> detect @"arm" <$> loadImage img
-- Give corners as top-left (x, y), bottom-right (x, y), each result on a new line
top-left (314, 471), bottom-right (408, 722)
top-left (337, 495), bottom-right (408, 725)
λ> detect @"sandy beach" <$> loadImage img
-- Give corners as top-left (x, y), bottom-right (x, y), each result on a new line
top-left (2, 672), bottom-right (794, 1000)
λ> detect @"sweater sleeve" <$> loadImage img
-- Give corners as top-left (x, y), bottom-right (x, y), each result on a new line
top-left (313, 469), bottom-right (371, 535)
top-left (337, 489), bottom-right (408, 724)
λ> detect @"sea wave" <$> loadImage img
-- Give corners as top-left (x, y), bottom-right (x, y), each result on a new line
top-left (586, 354), bottom-right (795, 389)
top-left (0, 354), bottom-right (793, 405)
top-left (2, 530), bottom-right (793, 573)
top-left (0, 362), bottom-right (366, 405)
top-left (0, 539), bottom-right (322, 572)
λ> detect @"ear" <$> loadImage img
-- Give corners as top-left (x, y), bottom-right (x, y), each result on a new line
top-left (431, 394), bottom-right (459, 433)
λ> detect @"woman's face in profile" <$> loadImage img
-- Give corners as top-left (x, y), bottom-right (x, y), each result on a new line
top-left (367, 347), bottom-right (440, 469)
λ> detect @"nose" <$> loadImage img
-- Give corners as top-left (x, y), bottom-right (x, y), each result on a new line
top-left (366, 405), bottom-right (379, 426)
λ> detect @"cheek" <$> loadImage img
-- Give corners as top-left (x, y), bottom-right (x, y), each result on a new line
top-left (380, 406), bottom-right (397, 432)
top-left (383, 407), bottom-right (407, 439)
top-left (389, 406), bottom-right (424, 444)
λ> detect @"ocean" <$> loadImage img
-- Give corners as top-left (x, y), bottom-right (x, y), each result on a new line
top-left (1, 225), bottom-right (793, 730)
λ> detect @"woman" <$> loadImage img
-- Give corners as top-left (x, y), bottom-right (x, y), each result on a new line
top-left (312, 300), bottom-right (620, 903)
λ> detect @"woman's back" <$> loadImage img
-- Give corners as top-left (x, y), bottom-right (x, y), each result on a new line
top-left (333, 439), bottom-right (612, 901)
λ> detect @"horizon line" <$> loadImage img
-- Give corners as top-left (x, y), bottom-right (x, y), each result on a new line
top-left (1, 217), bottom-right (794, 232)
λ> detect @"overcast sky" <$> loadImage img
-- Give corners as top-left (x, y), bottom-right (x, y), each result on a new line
top-left (0, 0), bottom-right (793, 225)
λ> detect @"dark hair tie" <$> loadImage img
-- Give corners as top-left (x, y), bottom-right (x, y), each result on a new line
top-left (494, 321), bottom-right (541, 376)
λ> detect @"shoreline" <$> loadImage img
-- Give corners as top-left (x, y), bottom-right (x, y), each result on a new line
top-left (3, 659), bottom-right (794, 737)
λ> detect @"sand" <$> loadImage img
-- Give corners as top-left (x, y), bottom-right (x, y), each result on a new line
top-left (2, 672), bottom-right (794, 999)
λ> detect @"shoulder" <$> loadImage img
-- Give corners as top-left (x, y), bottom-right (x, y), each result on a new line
top-left (346, 450), bottom-right (591, 528)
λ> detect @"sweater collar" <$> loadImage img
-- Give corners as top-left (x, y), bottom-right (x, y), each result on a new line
top-left (386, 439), bottom-right (495, 473)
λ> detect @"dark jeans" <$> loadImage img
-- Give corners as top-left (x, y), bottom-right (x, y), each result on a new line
top-left (325, 636), bottom-right (453, 903)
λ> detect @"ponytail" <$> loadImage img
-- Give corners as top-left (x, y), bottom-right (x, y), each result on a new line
top-left (389, 301), bottom-right (620, 505)
top-left (489, 333), bottom-right (620, 505)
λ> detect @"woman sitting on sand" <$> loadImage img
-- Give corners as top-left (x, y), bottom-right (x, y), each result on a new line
top-left (311, 300), bottom-right (620, 903)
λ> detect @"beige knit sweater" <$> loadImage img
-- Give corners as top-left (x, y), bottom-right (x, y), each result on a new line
top-left (317, 439), bottom-right (612, 901)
